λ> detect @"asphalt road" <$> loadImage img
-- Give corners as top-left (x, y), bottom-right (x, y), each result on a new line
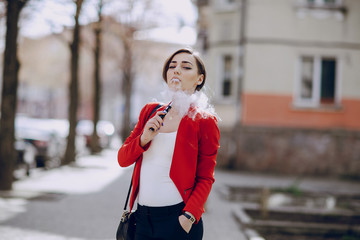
top-left (0, 149), bottom-right (250, 240)
top-left (5, 173), bottom-right (131, 239)
top-left (0, 150), bottom-right (132, 240)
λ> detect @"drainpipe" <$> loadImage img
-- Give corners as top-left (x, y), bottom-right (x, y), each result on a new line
top-left (229, 0), bottom-right (247, 169)
top-left (236, 0), bottom-right (247, 127)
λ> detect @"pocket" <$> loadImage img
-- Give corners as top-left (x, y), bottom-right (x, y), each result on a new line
top-left (170, 215), bottom-right (189, 239)
top-left (184, 186), bottom-right (194, 201)
top-left (176, 218), bottom-right (189, 234)
top-left (184, 186), bottom-right (193, 195)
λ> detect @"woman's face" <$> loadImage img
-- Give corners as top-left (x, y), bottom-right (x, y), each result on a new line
top-left (166, 52), bottom-right (204, 93)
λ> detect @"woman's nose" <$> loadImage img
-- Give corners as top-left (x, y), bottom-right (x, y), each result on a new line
top-left (174, 66), bottom-right (180, 74)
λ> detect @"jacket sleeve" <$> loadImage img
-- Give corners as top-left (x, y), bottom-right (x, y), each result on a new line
top-left (183, 115), bottom-right (220, 221)
top-left (117, 104), bottom-right (156, 167)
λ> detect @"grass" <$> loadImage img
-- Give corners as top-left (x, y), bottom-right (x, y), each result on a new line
top-left (274, 179), bottom-right (303, 197)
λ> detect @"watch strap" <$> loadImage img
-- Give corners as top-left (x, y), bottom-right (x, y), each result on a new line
top-left (183, 212), bottom-right (196, 224)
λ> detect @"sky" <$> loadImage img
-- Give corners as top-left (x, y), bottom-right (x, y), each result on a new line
top-left (18, 0), bottom-right (198, 45)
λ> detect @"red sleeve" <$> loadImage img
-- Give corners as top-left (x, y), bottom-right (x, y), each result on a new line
top-left (183, 115), bottom-right (220, 221)
top-left (117, 103), bottom-right (159, 167)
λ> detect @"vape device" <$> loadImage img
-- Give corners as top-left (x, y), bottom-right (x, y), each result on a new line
top-left (149, 102), bottom-right (172, 131)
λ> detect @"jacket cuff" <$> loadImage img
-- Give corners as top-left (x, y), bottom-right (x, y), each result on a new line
top-left (183, 205), bottom-right (203, 224)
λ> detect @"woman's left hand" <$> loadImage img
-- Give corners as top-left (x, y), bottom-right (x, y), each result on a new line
top-left (178, 215), bottom-right (192, 233)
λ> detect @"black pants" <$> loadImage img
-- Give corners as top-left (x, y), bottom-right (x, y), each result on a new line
top-left (134, 202), bottom-right (203, 240)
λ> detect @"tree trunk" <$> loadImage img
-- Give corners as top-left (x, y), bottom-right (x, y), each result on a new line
top-left (0, 0), bottom-right (28, 190)
top-left (120, 41), bottom-right (133, 142)
top-left (90, 1), bottom-right (103, 154)
top-left (62, 0), bottom-right (83, 165)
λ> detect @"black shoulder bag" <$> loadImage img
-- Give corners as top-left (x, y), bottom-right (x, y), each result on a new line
top-left (116, 104), bottom-right (162, 240)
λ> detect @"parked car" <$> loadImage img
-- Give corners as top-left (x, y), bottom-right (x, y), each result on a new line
top-left (76, 120), bottom-right (115, 149)
top-left (15, 116), bottom-right (86, 170)
top-left (15, 137), bottom-right (37, 176)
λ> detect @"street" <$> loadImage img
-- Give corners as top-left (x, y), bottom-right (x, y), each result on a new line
top-left (0, 150), bottom-right (132, 240)
top-left (0, 149), bottom-right (248, 240)
top-left (2, 148), bottom-right (359, 240)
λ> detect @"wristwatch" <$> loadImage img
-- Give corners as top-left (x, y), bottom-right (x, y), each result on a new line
top-left (183, 212), bottom-right (196, 224)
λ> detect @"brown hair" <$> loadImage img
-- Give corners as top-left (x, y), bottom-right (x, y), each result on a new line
top-left (162, 48), bottom-right (206, 91)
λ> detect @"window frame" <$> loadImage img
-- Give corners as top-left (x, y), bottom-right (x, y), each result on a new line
top-left (215, 53), bottom-right (238, 103)
top-left (308, 0), bottom-right (343, 7)
top-left (294, 55), bottom-right (341, 109)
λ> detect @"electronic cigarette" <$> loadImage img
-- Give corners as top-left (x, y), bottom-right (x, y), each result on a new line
top-left (149, 102), bottom-right (172, 131)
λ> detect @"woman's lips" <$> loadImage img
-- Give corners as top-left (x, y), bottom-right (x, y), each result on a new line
top-left (171, 78), bottom-right (180, 83)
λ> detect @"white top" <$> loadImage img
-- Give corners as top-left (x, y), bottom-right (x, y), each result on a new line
top-left (138, 131), bottom-right (183, 206)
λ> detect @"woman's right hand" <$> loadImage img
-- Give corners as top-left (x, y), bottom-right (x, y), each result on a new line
top-left (140, 111), bottom-right (164, 147)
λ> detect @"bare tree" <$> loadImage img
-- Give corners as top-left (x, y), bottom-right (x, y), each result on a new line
top-left (119, 25), bottom-right (135, 142)
top-left (113, 0), bottom-right (156, 142)
top-left (90, 0), bottom-right (103, 154)
top-left (84, 0), bottom-right (165, 142)
top-left (0, 0), bottom-right (29, 190)
top-left (62, 0), bottom-right (84, 165)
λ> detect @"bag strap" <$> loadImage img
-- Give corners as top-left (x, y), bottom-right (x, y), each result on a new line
top-left (123, 104), bottom-right (163, 211)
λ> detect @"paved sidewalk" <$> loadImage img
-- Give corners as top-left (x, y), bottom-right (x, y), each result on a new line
top-left (203, 169), bottom-right (360, 240)
top-left (203, 178), bottom-right (248, 240)
top-left (0, 150), bottom-right (123, 240)
top-left (213, 169), bottom-right (360, 196)
top-left (1, 150), bottom-right (359, 240)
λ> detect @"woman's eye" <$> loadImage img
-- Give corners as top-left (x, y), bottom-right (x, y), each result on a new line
top-left (183, 67), bottom-right (191, 70)
top-left (169, 66), bottom-right (176, 69)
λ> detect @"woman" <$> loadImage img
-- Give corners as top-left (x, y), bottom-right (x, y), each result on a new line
top-left (118, 48), bottom-right (220, 240)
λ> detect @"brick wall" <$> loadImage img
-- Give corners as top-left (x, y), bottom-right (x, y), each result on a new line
top-left (217, 126), bottom-right (360, 178)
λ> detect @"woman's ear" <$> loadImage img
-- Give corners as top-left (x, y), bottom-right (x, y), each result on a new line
top-left (197, 74), bottom-right (204, 86)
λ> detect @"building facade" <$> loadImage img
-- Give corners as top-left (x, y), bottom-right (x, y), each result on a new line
top-left (197, 0), bottom-right (360, 177)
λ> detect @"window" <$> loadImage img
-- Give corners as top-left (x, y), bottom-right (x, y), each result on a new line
top-left (320, 59), bottom-right (336, 104)
top-left (215, 0), bottom-right (238, 12)
top-left (307, 0), bottom-right (341, 6)
top-left (222, 55), bottom-right (232, 97)
top-left (296, 0), bottom-right (346, 20)
top-left (216, 53), bottom-right (238, 102)
top-left (295, 56), bottom-right (339, 107)
top-left (300, 57), bottom-right (314, 100)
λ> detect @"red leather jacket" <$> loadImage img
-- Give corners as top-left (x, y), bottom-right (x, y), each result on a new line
top-left (118, 102), bottom-right (220, 222)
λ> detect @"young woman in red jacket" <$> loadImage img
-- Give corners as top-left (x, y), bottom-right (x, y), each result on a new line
top-left (118, 48), bottom-right (220, 240)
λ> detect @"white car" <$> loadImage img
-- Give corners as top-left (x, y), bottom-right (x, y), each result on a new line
top-left (15, 116), bottom-right (86, 170)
